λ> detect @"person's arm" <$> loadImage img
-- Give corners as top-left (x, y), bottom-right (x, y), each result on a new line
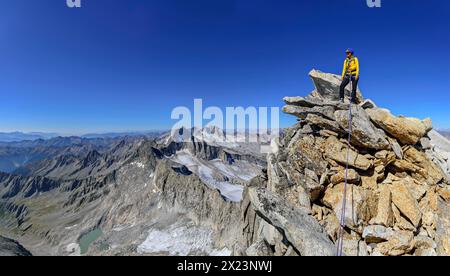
top-left (355, 57), bottom-right (360, 79)
top-left (341, 60), bottom-right (347, 79)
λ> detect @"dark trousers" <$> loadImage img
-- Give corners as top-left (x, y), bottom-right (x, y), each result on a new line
top-left (339, 75), bottom-right (359, 103)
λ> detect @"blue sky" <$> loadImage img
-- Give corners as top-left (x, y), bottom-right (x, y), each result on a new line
top-left (0, 0), bottom-right (449, 135)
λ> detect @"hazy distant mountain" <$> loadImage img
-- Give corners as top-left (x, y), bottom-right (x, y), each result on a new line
top-left (0, 136), bottom-right (122, 173)
top-left (0, 132), bottom-right (59, 142)
top-left (81, 131), bottom-right (166, 139)
top-left (438, 130), bottom-right (450, 139)
top-left (0, 132), bottom-right (166, 173)
top-left (0, 131), bottom-right (167, 143)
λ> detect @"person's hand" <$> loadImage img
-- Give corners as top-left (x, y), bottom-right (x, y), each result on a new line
top-left (356, 76), bottom-right (359, 80)
top-left (342, 76), bottom-right (344, 81)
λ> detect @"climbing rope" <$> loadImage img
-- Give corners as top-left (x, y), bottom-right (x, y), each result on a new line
top-left (336, 79), bottom-right (354, 256)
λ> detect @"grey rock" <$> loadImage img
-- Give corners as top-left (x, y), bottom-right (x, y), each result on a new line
top-left (309, 69), bottom-right (364, 103)
top-left (319, 129), bottom-right (339, 138)
top-left (342, 239), bottom-right (369, 256)
top-left (0, 236), bottom-right (32, 256)
top-left (362, 225), bottom-right (395, 243)
top-left (358, 240), bottom-right (370, 256)
top-left (323, 183), bottom-right (372, 229)
top-left (436, 198), bottom-right (450, 256)
top-left (413, 235), bottom-right (437, 250)
top-left (388, 137), bottom-right (404, 160)
top-left (248, 187), bottom-right (335, 256)
top-left (414, 248), bottom-right (437, 256)
top-left (266, 152), bottom-right (289, 193)
top-left (359, 99), bottom-right (377, 109)
top-left (304, 168), bottom-right (322, 202)
top-left (283, 246), bottom-right (300, 256)
top-left (283, 96), bottom-right (326, 107)
top-left (423, 118), bottom-right (433, 133)
top-left (297, 185), bottom-right (312, 210)
top-left (366, 108), bottom-right (428, 145)
top-left (426, 148), bottom-right (450, 181)
top-left (282, 105), bottom-right (336, 120)
top-left (245, 239), bottom-right (273, 256)
top-left (258, 220), bottom-right (283, 246)
top-left (426, 130), bottom-right (450, 180)
top-left (428, 129), bottom-right (450, 152)
top-left (420, 137), bottom-right (432, 150)
top-left (335, 105), bottom-right (390, 150)
top-left (283, 95), bottom-right (349, 110)
top-left (323, 136), bottom-right (372, 171)
top-left (286, 127), bottom-right (310, 149)
top-left (305, 114), bottom-right (343, 134)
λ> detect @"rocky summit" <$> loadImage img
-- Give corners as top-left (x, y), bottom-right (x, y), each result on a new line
top-left (0, 70), bottom-right (449, 257)
top-left (260, 69), bottom-right (450, 256)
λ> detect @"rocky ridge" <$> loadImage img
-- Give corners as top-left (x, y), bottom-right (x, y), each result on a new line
top-left (0, 128), bottom-right (266, 256)
top-left (1, 70), bottom-right (449, 257)
top-left (240, 69), bottom-right (450, 256)
top-left (0, 236), bottom-right (32, 256)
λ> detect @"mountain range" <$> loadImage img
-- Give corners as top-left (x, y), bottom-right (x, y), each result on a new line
top-left (0, 70), bottom-right (449, 256)
top-left (0, 131), bottom-right (166, 143)
top-left (0, 132), bottom-right (59, 143)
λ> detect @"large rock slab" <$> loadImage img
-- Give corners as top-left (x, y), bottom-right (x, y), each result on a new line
top-left (335, 105), bottom-right (390, 150)
top-left (428, 130), bottom-right (450, 152)
top-left (309, 70), bottom-right (364, 103)
top-left (376, 230), bottom-right (414, 256)
top-left (0, 236), bottom-right (32, 256)
top-left (413, 235), bottom-right (437, 250)
top-left (427, 130), bottom-right (450, 180)
top-left (323, 183), bottom-right (374, 228)
top-left (288, 135), bottom-right (329, 176)
top-left (283, 95), bottom-right (349, 110)
top-left (248, 187), bottom-right (335, 256)
top-left (283, 96), bottom-right (327, 107)
top-left (359, 99), bottom-right (377, 109)
top-left (366, 108), bottom-right (429, 145)
top-left (370, 185), bottom-right (394, 227)
top-left (305, 114), bottom-right (343, 133)
top-left (403, 146), bottom-right (444, 185)
top-left (427, 149), bottom-right (450, 182)
top-left (246, 240), bottom-right (274, 256)
top-left (282, 105), bottom-right (336, 120)
top-left (388, 137), bottom-right (403, 159)
top-left (390, 182), bottom-right (422, 228)
top-left (362, 225), bottom-right (395, 243)
top-left (330, 168), bottom-right (360, 185)
top-left (342, 239), bottom-right (369, 256)
top-left (436, 198), bottom-right (450, 255)
top-left (324, 136), bottom-right (372, 171)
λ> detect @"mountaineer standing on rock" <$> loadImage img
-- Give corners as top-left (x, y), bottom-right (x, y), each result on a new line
top-left (339, 49), bottom-right (360, 103)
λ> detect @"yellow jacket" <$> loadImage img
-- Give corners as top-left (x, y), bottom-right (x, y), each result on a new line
top-left (342, 56), bottom-right (360, 78)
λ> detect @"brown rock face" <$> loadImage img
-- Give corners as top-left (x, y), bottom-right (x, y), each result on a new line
top-left (305, 114), bottom-right (342, 133)
top-left (330, 168), bottom-right (360, 185)
top-left (370, 185), bottom-right (394, 227)
top-left (335, 105), bottom-right (390, 150)
top-left (403, 146), bottom-right (444, 185)
top-left (324, 136), bottom-right (372, 171)
top-left (390, 182), bottom-right (422, 228)
top-left (377, 230), bottom-right (414, 256)
top-left (366, 108), bottom-right (428, 145)
top-left (323, 183), bottom-right (375, 229)
top-left (262, 69), bottom-right (450, 256)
